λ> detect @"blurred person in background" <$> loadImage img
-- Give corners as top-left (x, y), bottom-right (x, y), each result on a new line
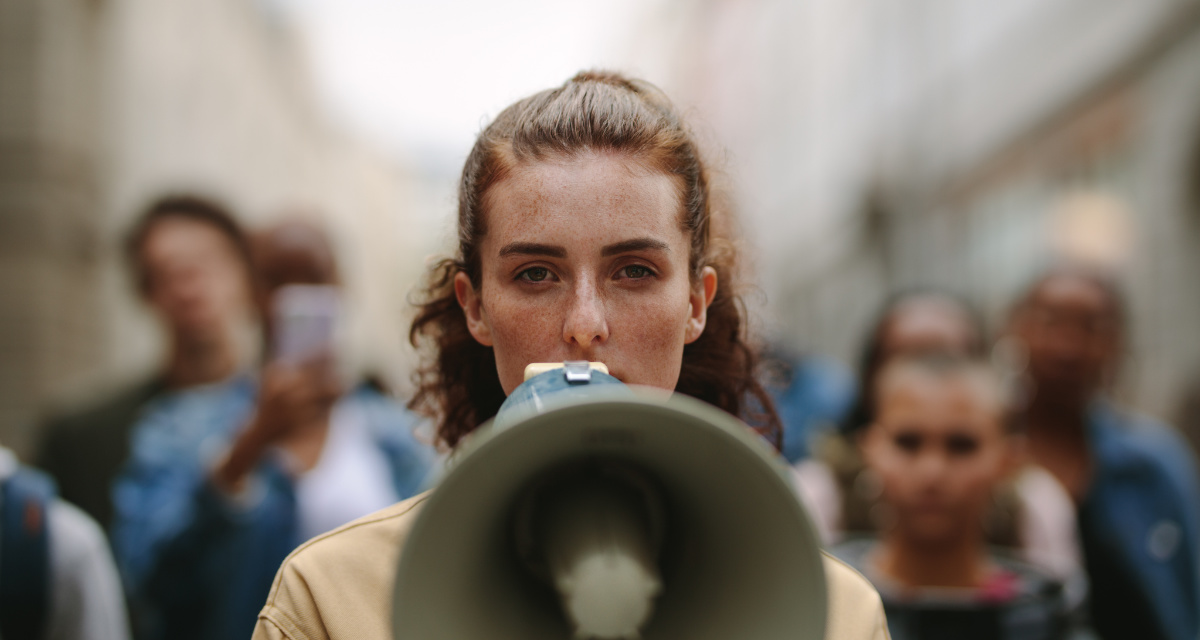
top-left (1008, 265), bottom-right (1200, 640)
top-left (841, 290), bottom-right (988, 437)
top-left (111, 217), bottom-right (436, 640)
top-left (0, 442), bottom-right (130, 640)
top-left (34, 195), bottom-right (257, 531)
top-left (794, 290), bottom-right (1082, 595)
top-left (762, 346), bottom-right (855, 464)
top-left (835, 355), bottom-right (1078, 639)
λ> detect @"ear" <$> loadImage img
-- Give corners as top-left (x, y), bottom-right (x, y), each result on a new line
top-left (684, 266), bottom-right (719, 344)
top-left (454, 272), bottom-right (493, 347)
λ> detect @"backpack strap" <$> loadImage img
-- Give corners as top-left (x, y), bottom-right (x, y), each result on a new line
top-left (0, 467), bottom-right (54, 640)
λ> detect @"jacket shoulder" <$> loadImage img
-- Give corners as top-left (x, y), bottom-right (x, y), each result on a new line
top-left (823, 551), bottom-right (891, 639)
top-left (1096, 409), bottom-right (1199, 487)
top-left (257, 493), bottom-right (430, 640)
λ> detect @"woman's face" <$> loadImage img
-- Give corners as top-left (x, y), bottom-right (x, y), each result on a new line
top-left (861, 372), bottom-right (1014, 545)
top-left (455, 152), bottom-right (717, 395)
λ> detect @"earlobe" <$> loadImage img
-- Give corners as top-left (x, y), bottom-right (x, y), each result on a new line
top-left (454, 272), bottom-right (493, 347)
top-left (684, 266), bottom-right (719, 344)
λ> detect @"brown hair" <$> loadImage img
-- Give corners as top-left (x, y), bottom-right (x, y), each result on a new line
top-left (125, 194), bottom-right (254, 295)
top-left (409, 70), bottom-right (781, 449)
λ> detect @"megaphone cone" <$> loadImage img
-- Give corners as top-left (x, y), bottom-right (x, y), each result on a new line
top-left (393, 369), bottom-right (826, 640)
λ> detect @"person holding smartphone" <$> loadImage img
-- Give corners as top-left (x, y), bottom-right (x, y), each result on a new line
top-left (112, 218), bottom-right (436, 640)
top-left (253, 71), bottom-right (888, 640)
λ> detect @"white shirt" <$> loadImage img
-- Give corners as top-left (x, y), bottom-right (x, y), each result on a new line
top-left (294, 399), bottom-right (401, 541)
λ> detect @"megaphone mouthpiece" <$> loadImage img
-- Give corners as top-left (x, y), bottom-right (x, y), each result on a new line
top-left (557, 550), bottom-right (660, 639)
top-left (528, 468), bottom-right (664, 639)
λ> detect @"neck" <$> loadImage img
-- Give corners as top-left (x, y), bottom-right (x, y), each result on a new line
top-left (1023, 392), bottom-right (1089, 441)
top-left (875, 528), bottom-right (991, 589)
top-left (164, 331), bottom-right (237, 389)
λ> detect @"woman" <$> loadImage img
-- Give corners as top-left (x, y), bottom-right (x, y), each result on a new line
top-left (834, 355), bottom-right (1077, 639)
top-left (252, 71), bottom-right (887, 640)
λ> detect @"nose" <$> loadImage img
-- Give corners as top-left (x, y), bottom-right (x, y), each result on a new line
top-left (562, 281), bottom-right (609, 350)
top-left (915, 450), bottom-right (948, 484)
top-left (165, 265), bottom-right (205, 304)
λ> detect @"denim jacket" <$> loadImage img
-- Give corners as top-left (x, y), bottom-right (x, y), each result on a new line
top-left (767, 356), bottom-right (854, 464)
top-left (111, 375), bottom-right (436, 640)
top-left (1079, 402), bottom-right (1200, 640)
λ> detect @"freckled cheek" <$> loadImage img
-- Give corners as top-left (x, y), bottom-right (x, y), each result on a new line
top-left (609, 294), bottom-right (692, 387)
top-left (484, 294), bottom-right (563, 361)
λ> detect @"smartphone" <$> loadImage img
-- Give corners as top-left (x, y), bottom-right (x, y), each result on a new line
top-left (271, 284), bottom-right (341, 364)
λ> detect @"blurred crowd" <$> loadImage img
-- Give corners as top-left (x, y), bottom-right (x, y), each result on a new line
top-left (25, 197), bottom-right (437, 640)
top-left (7, 191), bottom-right (1199, 640)
top-left (776, 279), bottom-right (1199, 639)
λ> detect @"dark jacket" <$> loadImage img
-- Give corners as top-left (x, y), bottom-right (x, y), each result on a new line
top-left (1078, 402), bottom-right (1200, 640)
top-left (35, 378), bottom-right (166, 529)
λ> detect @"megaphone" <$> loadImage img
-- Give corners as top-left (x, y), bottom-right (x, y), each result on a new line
top-left (393, 362), bottom-right (827, 640)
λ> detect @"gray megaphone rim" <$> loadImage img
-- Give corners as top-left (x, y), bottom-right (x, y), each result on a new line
top-left (393, 388), bottom-right (828, 639)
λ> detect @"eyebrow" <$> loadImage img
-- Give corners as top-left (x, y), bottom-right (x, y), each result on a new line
top-left (498, 238), bottom-right (670, 259)
top-left (498, 242), bottom-right (567, 258)
top-left (600, 238), bottom-right (670, 257)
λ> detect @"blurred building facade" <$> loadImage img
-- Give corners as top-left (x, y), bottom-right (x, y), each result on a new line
top-left (0, 0), bottom-right (434, 457)
top-left (636, 0), bottom-right (1200, 420)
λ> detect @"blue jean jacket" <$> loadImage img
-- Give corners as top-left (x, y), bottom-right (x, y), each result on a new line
top-left (768, 357), bottom-right (854, 463)
top-left (1079, 402), bottom-right (1200, 640)
top-left (111, 376), bottom-right (436, 640)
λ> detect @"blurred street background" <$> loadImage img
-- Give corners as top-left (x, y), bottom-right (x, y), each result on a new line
top-left (4, 0), bottom-right (1200, 458)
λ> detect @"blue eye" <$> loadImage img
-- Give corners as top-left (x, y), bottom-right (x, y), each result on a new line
top-left (621, 265), bottom-right (653, 279)
top-left (519, 267), bottom-right (551, 282)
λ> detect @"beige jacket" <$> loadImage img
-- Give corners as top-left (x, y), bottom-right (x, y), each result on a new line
top-left (254, 493), bottom-right (890, 640)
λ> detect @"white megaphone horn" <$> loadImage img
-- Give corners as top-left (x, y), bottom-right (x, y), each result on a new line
top-left (392, 362), bottom-right (827, 640)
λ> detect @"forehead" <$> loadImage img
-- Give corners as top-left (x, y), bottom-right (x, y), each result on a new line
top-left (483, 152), bottom-right (684, 242)
top-left (877, 371), bottom-right (1002, 426)
top-left (142, 216), bottom-right (233, 257)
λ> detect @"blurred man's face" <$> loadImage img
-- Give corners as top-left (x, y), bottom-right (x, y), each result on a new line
top-left (141, 217), bottom-right (251, 341)
top-left (1015, 275), bottom-right (1119, 404)
top-left (861, 372), bottom-right (1013, 546)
